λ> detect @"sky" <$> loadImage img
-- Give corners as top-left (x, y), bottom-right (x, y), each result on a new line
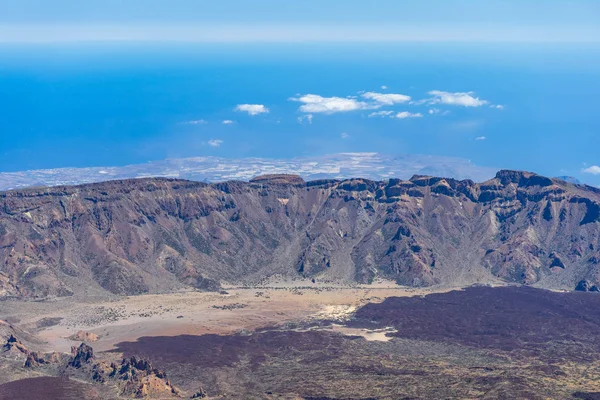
top-left (1, 0), bottom-right (599, 43)
top-left (0, 1), bottom-right (599, 185)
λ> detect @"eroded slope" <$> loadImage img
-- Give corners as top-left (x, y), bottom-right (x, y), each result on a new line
top-left (0, 171), bottom-right (599, 298)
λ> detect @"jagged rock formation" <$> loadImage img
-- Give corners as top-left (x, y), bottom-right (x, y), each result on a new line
top-left (1, 334), bottom-right (61, 368)
top-left (0, 319), bottom-right (47, 353)
top-left (0, 171), bottom-right (599, 298)
top-left (575, 280), bottom-right (600, 292)
top-left (3, 334), bottom-right (29, 354)
top-left (23, 351), bottom-right (49, 368)
top-left (66, 344), bottom-right (179, 398)
top-left (4, 341), bottom-right (182, 398)
top-left (116, 356), bottom-right (180, 398)
top-left (69, 343), bottom-right (96, 368)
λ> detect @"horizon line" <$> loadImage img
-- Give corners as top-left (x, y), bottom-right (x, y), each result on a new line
top-left (1, 24), bottom-right (599, 44)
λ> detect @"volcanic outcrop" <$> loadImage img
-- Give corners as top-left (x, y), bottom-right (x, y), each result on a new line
top-left (69, 343), bottom-right (96, 368)
top-left (0, 170), bottom-right (599, 298)
top-left (67, 344), bottom-right (179, 398)
top-left (116, 356), bottom-right (180, 398)
top-left (1, 334), bottom-right (59, 368)
top-left (69, 330), bottom-right (99, 343)
top-left (3, 334), bottom-right (29, 354)
top-left (575, 280), bottom-right (600, 292)
top-left (2, 339), bottom-right (180, 398)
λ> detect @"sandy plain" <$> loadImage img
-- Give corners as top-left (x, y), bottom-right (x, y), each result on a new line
top-left (0, 279), bottom-right (458, 353)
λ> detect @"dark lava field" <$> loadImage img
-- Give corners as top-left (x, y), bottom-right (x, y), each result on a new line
top-left (107, 286), bottom-right (600, 399)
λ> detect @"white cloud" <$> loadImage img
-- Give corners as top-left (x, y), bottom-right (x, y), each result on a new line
top-left (235, 104), bottom-right (269, 116)
top-left (428, 108), bottom-right (451, 116)
top-left (395, 111), bottom-right (423, 119)
top-left (291, 91), bottom-right (413, 114)
top-left (183, 119), bottom-right (207, 125)
top-left (362, 92), bottom-right (411, 105)
top-left (208, 139), bottom-right (223, 148)
top-left (290, 94), bottom-right (372, 114)
top-left (368, 110), bottom-right (394, 118)
top-left (428, 90), bottom-right (488, 107)
top-left (381, 85), bottom-right (388, 90)
top-left (297, 114), bottom-right (314, 124)
top-left (222, 120), bottom-right (235, 125)
top-left (583, 165), bottom-right (600, 175)
top-left (475, 136), bottom-right (487, 141)
top-left (340, 132), bottom-right (349, 139)
top-left (490, 104), bottom-right (504, 110)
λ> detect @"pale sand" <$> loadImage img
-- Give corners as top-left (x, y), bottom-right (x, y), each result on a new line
top-left (5, 284), bottom-right (461, 353)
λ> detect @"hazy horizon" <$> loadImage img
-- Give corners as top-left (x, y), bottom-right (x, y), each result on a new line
top-left (2, 0), bottom-right (598, 43)
top-left (1, 1), bottom-right (599, 186)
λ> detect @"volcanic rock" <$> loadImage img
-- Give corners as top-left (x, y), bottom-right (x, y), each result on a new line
top-left (117, 356), bottom-right (179, 398)
top-left (69, 330), bottom-right (99, 343)
top-left (69, 343), bottom-right (95, 368)
top-left (249, 174), bottom-right (305, 185)
top-left (3, 334), bottom-right (29, 354)
top-left (23, 351), bottom-right (47, 368)
top-left (576, 280), bottom-right (591, 292)
top-left (191, 388), bottom-right (207, 398)
top-left (0, 171), bottom-right (599, 297)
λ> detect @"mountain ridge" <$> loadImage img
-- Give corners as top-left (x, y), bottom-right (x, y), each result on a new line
top-left (1, 170), bottom-right (599, 299)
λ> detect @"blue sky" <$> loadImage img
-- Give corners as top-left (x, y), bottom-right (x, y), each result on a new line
top-left (0, 2), bottom-right (599, 185)
top-left (1, 0), bottom-right (599, 42)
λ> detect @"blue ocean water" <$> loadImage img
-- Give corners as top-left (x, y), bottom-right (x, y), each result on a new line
top-left (1, 42), bottom-right (599, 184)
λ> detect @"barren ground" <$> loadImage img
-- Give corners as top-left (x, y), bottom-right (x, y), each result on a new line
top-left (5, 283), bottom-right (600, 399)
top-left (0, 279), bottom-right (450, 354)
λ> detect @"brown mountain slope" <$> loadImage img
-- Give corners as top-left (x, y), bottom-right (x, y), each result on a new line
top-left (0, 170), bottom-right (599, 298)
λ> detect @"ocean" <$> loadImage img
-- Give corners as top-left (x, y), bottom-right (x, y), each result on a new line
top-left (1, 42), bottom-right (599, 185)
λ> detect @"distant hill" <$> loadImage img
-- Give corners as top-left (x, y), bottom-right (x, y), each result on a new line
top-left (0, 170), bottom-right (599, 299)
top-left (0, 153), bottom-right (496, 191)
top-left (556, 176), bottom-right (582, 184)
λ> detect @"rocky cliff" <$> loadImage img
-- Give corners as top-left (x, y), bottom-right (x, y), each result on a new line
top-left (0, 171), bottom-right (599, 298)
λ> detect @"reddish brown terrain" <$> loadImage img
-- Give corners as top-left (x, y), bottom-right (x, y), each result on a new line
top-left (1, 172), bottom-right (600, 399)
top-left (2, 283), bottom-right (600, 398)
top-left (102, 287), bottom-right (600, 398)
top-left (352, 286), bottom-right (600, 359)
top-left (0, 170), bottom-right (599, 299)
top-left (0, 377), bottom-right (104, 400)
